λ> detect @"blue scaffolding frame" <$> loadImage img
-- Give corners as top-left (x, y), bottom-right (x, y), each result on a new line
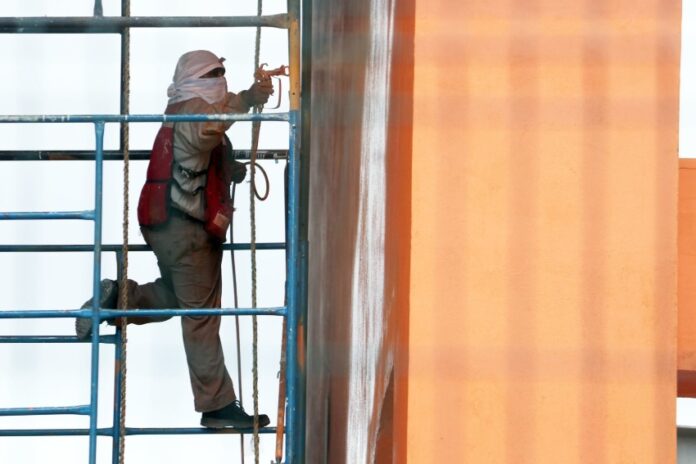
top-left (0, 3), bottom-right (306, 463)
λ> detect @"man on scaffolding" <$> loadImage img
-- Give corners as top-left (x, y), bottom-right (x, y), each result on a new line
top-left (76, 50), bottom-right (273, 430)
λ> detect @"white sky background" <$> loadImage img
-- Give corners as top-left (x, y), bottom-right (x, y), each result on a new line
top-left (682, 0), bottom-right (696, 158)
top-left (0, 1), bottom-right (291, 463)
top-left (677, 0), bottom-right (696, 428)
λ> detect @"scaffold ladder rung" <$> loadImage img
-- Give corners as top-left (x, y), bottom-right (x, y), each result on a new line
top-left (0, 15), bottom-right (290, 33)
top-left (0, 211), bottom-right (95, 220)
top-left (0, 307), bottom-right (287, 319)
top-left (0, 335), bottom-right (116, 344)
top-left (0, 242), bottom-right (286, 253)
top-left (0, 426), bottom-right (280, 437)
top-left (0, 405), bottom-right (91, 416)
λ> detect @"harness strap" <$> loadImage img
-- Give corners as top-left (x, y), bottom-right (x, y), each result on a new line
top-left (176, 163), bottom-right (207, 179)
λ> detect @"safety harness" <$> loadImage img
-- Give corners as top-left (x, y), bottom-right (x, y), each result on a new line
top-left (136, 125), bottom-right (235, 241)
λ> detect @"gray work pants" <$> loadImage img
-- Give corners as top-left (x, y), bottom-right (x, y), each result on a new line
top-left (120, 214), bottom-right (236, 412)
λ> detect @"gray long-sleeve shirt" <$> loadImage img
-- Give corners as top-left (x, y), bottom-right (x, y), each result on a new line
top-left (164, 92), bottom-right (251, 220)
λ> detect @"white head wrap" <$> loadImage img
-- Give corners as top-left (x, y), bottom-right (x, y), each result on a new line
top-left (167, 50), bottom-right (228, 105)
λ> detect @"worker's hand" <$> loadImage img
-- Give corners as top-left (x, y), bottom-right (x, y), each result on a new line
top-left (245, 77), bottom-right (274, 106)
top-left (231, 161), bottom-right (247, 184)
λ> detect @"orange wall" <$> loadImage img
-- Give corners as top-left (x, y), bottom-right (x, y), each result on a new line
top-left (409, 1), bottom-right (680, 463)
top-left (679, 159), bottom-right (696, 396)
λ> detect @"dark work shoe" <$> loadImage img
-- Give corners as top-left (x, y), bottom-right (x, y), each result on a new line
top-left (200, 400), bottom-right (271, 429)
top-left (75, 279), bottom-right (118, 340)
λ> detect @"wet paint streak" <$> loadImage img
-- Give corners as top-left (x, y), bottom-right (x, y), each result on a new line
top-left (346, 0), bottom-right (396, 463)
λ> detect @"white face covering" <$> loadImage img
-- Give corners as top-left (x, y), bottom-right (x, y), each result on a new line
top-left (167, 50), bottom-right (228, 105)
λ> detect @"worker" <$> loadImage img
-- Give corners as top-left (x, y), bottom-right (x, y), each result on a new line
top-left (75, 50), bottom-right (272, 429)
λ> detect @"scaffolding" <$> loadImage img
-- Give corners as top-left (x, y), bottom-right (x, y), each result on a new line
top-left (0, 2), bottom-right (307, 463)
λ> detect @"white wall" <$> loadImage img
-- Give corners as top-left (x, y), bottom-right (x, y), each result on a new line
top-left (682, 0), bottom-right (696, 158)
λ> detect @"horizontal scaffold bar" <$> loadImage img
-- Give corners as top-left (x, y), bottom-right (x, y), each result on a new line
top-left (0, 15), bottom-right (289, 33)
top-left (0, 405), bottom-right (90, 416)
top-left (0, 149), bottom-right (289, 161)
top-left (0, 243), bottom-right (286, 253)
top-left (127, 426), bottom-right (279, 435)
top-left (0, 335), bottom-right (116, 344)
top-left (0, 307), bottom-right (287, 319)
top-left (0, 210), bottom-right (94, 220)
top-left (0, 113), bottom-right (290, 124)
top-left (0, 426), bottom-right (278, 437)
top-left (99, 307), bottom-right (287, 318)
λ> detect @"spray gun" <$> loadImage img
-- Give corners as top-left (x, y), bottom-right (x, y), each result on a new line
top-left (254, 63), bottom-right (289, 110)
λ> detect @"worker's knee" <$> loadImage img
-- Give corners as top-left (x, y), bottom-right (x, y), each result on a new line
top-left (181, 315), bottom-right (222, 340)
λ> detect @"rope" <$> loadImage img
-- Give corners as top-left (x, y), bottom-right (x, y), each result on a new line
top-left (244, 161), bottom-right (270, 201)
top-left (117, 0), bottom-right (130, 462)
top-left (230, 184), bottom-right (246, 464)
top-left (251, 0), bottom-right (263, 460)
top-left (254, 1), bottom-right (262, 72)
top-left (233, 161), bottom-right (267, 464)
top-left (250, 107), bottom-right (262, 464)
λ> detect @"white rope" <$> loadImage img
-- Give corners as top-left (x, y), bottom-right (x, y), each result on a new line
top-left (117, 1), bottom-right (130, 462)
top-left (250, 0), bottom-right (263, 461)
top-left (230, 184), bottom-right (246, 464)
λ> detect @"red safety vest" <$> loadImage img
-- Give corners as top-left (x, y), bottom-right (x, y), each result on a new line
top-left (137, 125), bottom-right (234, 241)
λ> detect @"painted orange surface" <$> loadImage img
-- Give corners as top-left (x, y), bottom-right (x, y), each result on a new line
top-left (408, 1), bottom-right (680, 463)
top-left (304, 0), bottom-right (413, 462)
top-left (679, 159), bottom-right (696, 397)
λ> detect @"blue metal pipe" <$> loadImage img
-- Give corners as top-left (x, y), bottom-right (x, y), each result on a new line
top-left (111, 242), bottom-right (125, 464)
top-left (0, 15), bottom-right (290, 33)
top-left (111, 325), bottom-right (123, 464)
top-left (124, 427), bottom-right (278, 435)
top-left (295, 238), bottom-right (309, 462)
top-left (0, 309), bottom-right (86, 319)
top-left (0, 427), bottom-right (278, 437)
top-left (285, 0), bottom-right (302, 457)
top-left (0, 307), bottom-right (287, 319)
top-left (0, 210), bottom-right (94, 220)
top-left (0, 242), bottom-right (286, 253)
top-left (0, 113), bottom-right (289, 124)
top-left (98, 307), bottom-right (287, 318)
top-left (88, 121), bottom-right (105, 464)
top-left (0, 405), bottom-right (90, 416)
top-left (0, 428), bottom-right (114, 437)
top-left (0, 335), bottom-right (116, 344)
top-left (285, 110), bottom-right (301, 463)
top-left (0, 148), bottom-right (288, 161)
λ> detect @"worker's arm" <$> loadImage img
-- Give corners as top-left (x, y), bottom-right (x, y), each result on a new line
top-left (198, 77), bottom-right (274, 141)
top-left (223, 91), bottom-right (252, 115)
top-left (238, 77), bottom-right (274, 108)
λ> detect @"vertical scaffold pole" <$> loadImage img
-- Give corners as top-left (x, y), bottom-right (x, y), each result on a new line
top-left (112, 251), bottom-right (124, 464)
top-left (89, 121), bottom-right (106, 464)
top-left (286, 112), bottom-right (300, 464)
top-left (286, 0), bottom-right (304, 461)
